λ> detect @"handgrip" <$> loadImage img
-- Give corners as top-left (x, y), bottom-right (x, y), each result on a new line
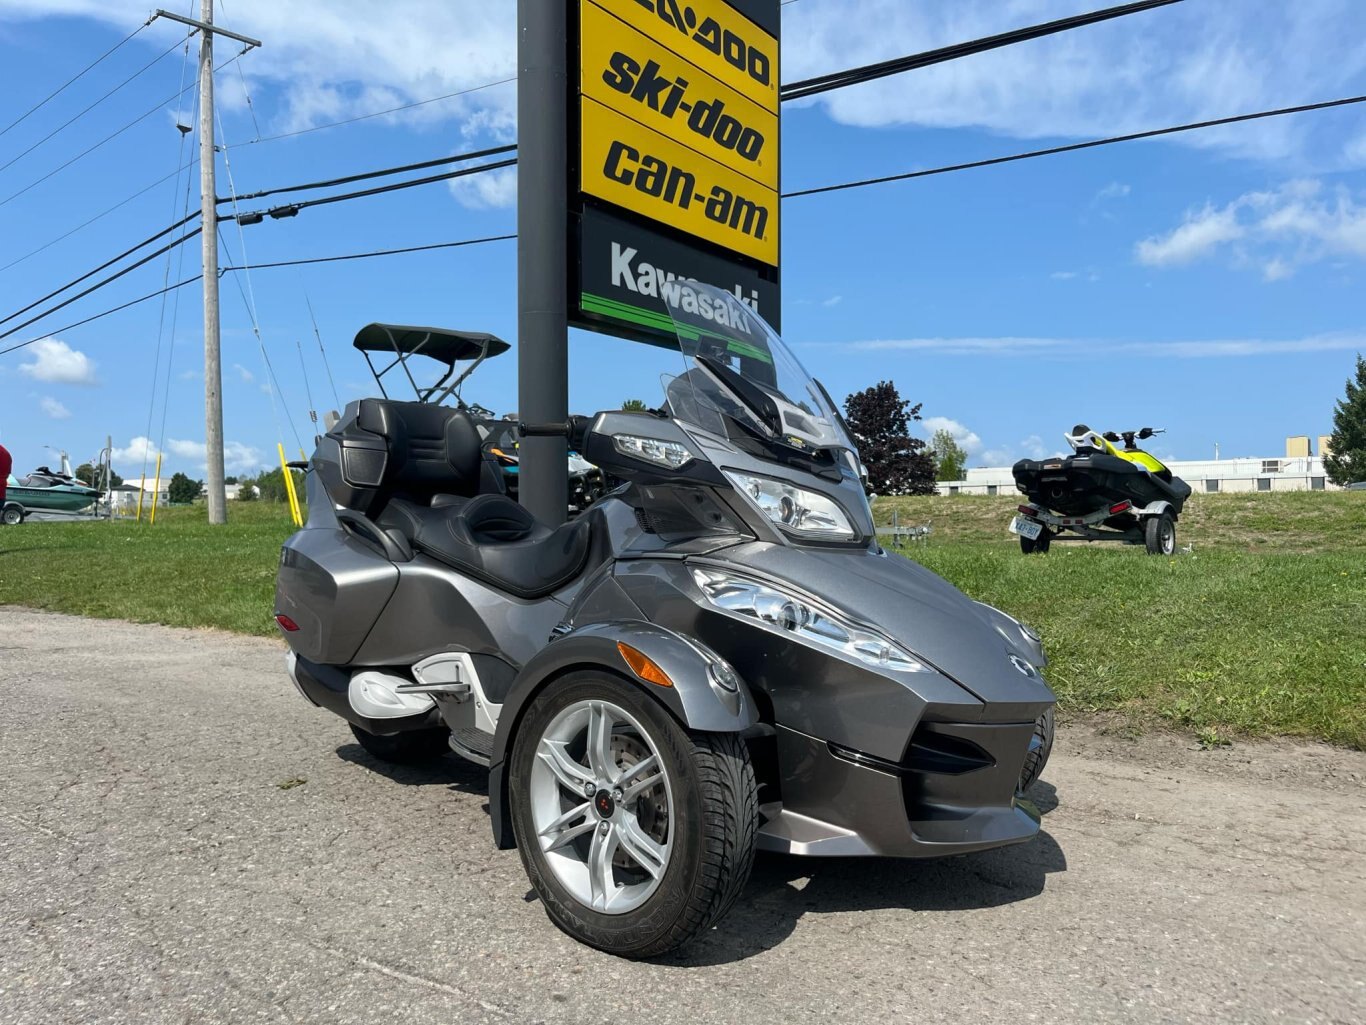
top-left (337, 509), bottom-right (411, 562)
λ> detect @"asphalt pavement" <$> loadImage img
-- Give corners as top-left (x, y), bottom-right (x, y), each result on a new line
top-left (1, 606), bottom-right (1362, 1025)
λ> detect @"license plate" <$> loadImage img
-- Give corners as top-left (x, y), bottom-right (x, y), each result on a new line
top-left (1011, 516), bottom-right (1042, 540)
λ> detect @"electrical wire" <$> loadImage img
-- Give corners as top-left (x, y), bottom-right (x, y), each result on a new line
top-left (0, 18), bottom-right (152, 139)
top-left (245, 77), bottom-right (517, 145)
top-left (783, 92), bottom-right (1366, 198)
top-left (0, 34), bottom-right (190, 174)
top-left (221, 143), bottom-right (518, 204)
top-left (0, 46), bottom-right (247, 210)
top-left (781, 0), bottom-right (1181, 101)
top-left (304, 292), bottom-right (342, 410)
top-left (0, 232), bottom-right (515, 358)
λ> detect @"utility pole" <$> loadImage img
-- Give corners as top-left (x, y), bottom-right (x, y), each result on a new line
top-left (152, 8), bottom-right (260, 525)
top-left (516, 0), bottom-right (570, 525)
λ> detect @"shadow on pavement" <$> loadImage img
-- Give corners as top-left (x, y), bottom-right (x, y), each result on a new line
top-left (334, 744), bottom-right (489, 797)
top-left (662, 779), bottom-right (1066, 967)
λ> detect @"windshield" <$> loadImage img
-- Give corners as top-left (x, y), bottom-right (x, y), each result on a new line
top-left (661, 282), bottom-right (854, 455)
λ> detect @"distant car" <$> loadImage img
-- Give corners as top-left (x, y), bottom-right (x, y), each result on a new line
top-left (1347, 481), bottom-right (1366, 491)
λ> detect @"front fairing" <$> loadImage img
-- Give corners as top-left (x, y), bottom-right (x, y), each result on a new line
top-left (689, 541), bottom-right (1054, 714)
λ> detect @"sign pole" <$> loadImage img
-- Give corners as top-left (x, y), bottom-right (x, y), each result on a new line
top-left (517, 0), bottom-right (570, 526)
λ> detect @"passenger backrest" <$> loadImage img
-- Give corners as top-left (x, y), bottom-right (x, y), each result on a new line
top-left (321, 399), bottom-right (483, 515)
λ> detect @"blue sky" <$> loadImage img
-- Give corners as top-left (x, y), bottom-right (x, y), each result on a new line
top-left (2, 0), bottom-right (1365, 481)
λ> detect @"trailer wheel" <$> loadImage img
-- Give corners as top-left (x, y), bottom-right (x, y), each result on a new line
top-left (1, 505), bottom-right (24, 526)
top-left (1020, 527), bottom-right (1051, 554)
top-left (1144, 512), bottom-right (1176, 555)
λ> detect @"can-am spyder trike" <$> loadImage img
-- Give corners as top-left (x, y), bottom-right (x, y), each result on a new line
top-left (274, 284), bottom-right (1056, 958)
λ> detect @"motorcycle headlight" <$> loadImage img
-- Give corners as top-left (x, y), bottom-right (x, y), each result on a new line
top-left (614, 434), bottom-right (692, 469)
top-left (692, 568), bottom-right (928, 672)
top-left (723, 470), bottom-right (855, 540)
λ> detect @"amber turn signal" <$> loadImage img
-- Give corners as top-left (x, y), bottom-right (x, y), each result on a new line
top-left (617, 642), bottom-right (674, 688)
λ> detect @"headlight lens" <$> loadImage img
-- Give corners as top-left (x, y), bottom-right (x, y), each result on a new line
top-left (723, 470), bottom-right (855, 540)
top-left (614, 434), bottom-right (692, 469)
top-left (693, 568), bottom-right (928, 672)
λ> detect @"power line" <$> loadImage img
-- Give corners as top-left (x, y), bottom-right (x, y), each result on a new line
top-left (0, 232), bottom-right (513, 358)
top-left (0, 18), bottom-right (152, 139)
top-left (0, 225), bottom-right (203, 341)
top-left (229, 156), bottom-right (518, 223)
top-left (781, 0), bottom-right (1182, 101)
top-left (783, 92), bottom-right (1366, 199)
top-left (247, 76), bottom-right (518, 145)
top-left (0, 34), bottom-right (189, 174)
top-left (0, 46), bottom-right (247, 210)
top-left (221, 143), bottom-right (517, 204)
top-left (219, 233), bottom-right (517, 271)
top-left (0, 212), bottom-right (200, 327)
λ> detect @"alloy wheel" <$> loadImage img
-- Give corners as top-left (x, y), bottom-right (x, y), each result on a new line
top-left (528, 699), bottom-right (673, 915)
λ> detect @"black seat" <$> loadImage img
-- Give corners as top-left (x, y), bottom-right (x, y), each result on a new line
top-left (380, 494), bottom-right (593, 598)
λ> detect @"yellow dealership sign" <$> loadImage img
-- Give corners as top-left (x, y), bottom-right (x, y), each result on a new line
top-left (581, 1), bottom-right (777, 190)
top-left (591, 0), bottom-right (779, 114)
top-left (581, 96), bottom-right (778, 266)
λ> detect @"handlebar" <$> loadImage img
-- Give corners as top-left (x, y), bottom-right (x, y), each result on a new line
top-left (518, 416), bottom-right (594, 450)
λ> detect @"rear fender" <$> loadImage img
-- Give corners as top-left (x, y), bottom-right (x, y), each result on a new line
top-left (487, 621), bottom-right (757, 850)
top-left (1134, 499), bottom-right (1175, 519)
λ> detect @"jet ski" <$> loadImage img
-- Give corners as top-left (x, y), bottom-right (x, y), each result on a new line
top-left (3, 465), bottom-right (101, 523)
top-left (1010, 426), bottom-right (1192, 555)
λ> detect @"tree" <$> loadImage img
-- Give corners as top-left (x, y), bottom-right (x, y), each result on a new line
top-left (930, 429), bottom-right (968, 482)
top-left (75, 462), bottom-right (122, 489)
top-left (225, 476), bottom-right (239, 485)
top-left (1325, 353), bottom-right (1366, 486)
top-left (253, 467), bottom-right (304, 504)
top-left (167, 472), bottom-right (201, 504)
top-left (621, 399), bottom-right (649, 412)
top-left (843, 381), bottom-right (937, 496)
top-left (236, 476), bottom-right (258, 501)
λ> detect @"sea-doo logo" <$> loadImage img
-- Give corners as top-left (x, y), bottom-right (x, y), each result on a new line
top-left (610, 241), bottom-right (759, 322)
top-left (1009, 654), bottom-right (1037, 677)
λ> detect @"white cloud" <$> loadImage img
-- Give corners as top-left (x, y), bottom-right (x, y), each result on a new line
top-left (922, 416), bottom-right (982, 455)
top-left (448, 165), bottom-right (518, 209)
top-left (1020, 435), bottom-right (1051, 460)
top-left (18, 338), bottom-right (97, 385)
top-left (166, 438), bottom-right (263, 474)
top-left (780, 0), bottom-right (1366, 168)
top-left (3, 0), bottom-right (1361, 177)
top-left (39, 397), bottom-right (71, 419)
top-left (823, 331), bottom-right (1366, 359)
top-left (1050, 270), bottom-right (1078, 281)
top-left (1136, 203), bottom-right (1244, 266)
top-left (822, 295), bottom-right (844, 308)
top-left (233, 363), bottom-right (255, 384)
top-left (111, 436), bottom-right (160, 465)
top-left (1136, 179), bottom-right (1366, 275)
top-left (109, 437), bottom-right (262, 475)
top-left (1096, 182), bottom-right (1131, 201)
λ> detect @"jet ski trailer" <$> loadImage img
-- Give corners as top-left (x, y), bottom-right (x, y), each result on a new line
top-left (1010, 426), bottom-right (1192, 556)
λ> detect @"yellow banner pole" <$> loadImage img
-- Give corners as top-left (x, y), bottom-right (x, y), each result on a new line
top-left (148, 453), bottom-right (164, 525)
top-left (278, 443), bottom-right (303, 527)
top-left (136, 480), bottom-right (146, 522)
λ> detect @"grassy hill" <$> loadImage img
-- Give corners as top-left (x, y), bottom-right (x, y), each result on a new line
top-left (2, 493), bottom-right (1363, 747)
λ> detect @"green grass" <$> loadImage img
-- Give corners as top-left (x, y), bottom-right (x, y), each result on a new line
top-left (1, 494), bottom-right (1363, 748)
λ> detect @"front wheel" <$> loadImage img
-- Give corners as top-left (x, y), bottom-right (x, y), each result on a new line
top-left (1144, 512), bottom-right (1176, 555)
top-left (1020, 527), bottom-right (1051, 554)
top-left (509, 672), bottom-right (758, 958)
top-left (2, 505), bottom-right (23, 526)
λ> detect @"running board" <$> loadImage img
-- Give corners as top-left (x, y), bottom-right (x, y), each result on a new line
top-left (449, 727), bottom-right (493, 767)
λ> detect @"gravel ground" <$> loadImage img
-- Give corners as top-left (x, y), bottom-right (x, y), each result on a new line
top-left (1, 606), bottom-right (1362, 1025)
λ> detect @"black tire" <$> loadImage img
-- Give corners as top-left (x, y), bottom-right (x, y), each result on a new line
top-left (1020, 527), bottom-right (1051, 554)
top-left (348, 723), bottom-right (449, 764)
top-left (1018, 707), bottom-right (1055, 792)
top-left (2, 505), bottom-right (23, 526)
top-left (1144, 512), bottom-right (1176, 555)
top-left (509, 672), bottom-right (758, 959)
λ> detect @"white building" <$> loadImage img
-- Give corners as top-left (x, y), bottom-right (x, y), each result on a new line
top-left (938, 435), bottom-right (1340, 495)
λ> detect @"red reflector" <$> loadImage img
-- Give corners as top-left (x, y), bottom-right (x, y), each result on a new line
top-left (1017, 505), bottom-right (1038, 516)
top-left (275, 614), bottom-right (300, 632)
top-left (1109, 501), bottom-right (1133, 514)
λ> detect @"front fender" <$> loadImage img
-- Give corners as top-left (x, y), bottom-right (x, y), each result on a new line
top-left (487, 620), bottom-right (758, 849)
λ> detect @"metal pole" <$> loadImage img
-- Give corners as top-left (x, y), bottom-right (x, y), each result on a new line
top-left (517, 0), bottom-right (569, 525)
top-left (199, 0), bottom-right (227, 524)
